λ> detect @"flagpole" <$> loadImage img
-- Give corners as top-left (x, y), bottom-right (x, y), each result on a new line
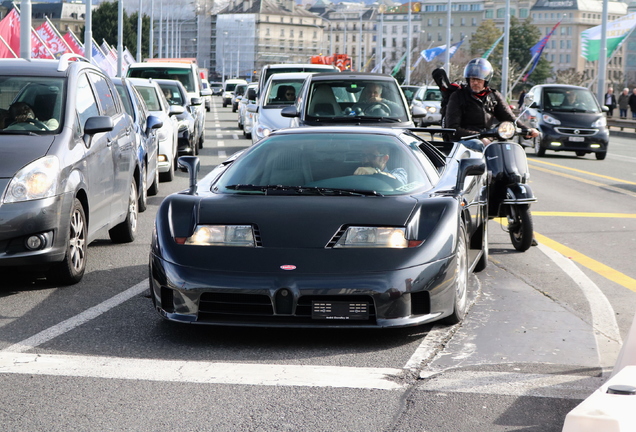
top-left (0, 35), bottom-right (18, 58)
top-left (45, 16), bottom-right (73, 53)
top-left (597, 0), bottom-right (609, 103)
top-left (18, 0), bottom-right (31, 59)
top-left (509, 53), bottom-right (538, 94)
top-left (501, 0), bottom-right (511, 100)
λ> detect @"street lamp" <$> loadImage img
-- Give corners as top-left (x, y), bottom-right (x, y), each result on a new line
top-left (236, 19), bottom-right (243, 79)
top-left (319, 15), bottom-right (334, 55)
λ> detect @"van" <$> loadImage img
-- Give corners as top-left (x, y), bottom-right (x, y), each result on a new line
top-left (222, 79), bottom-right (248, 107)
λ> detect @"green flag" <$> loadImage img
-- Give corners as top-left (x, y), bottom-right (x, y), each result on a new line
top-left (391, 52), bottom-right (408, 76)
top-left (482, 34), bottom-right (504, 59)
top-left (581, 13), bottom-right (636, 61)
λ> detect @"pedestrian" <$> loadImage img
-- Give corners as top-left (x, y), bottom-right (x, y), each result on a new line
top-left (618, 87), bottom-right (630, 119)
top-left (604, 87), bottom-right (617, 117)
top-left (629, 88), bottom-right (636, 119)
top-left (518, 89), bottom-right (526, 110)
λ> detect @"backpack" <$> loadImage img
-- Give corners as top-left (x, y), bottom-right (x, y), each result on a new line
top-left (431, 67), bottom-right (465, 129)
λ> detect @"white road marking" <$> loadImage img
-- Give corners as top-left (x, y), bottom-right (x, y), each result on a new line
top-left (217, 141), bottom-right (225, 147)
top-left (1, 281), bottom-right (148, 354)
top-left (536, 244), bottom-right (622, 376)
top-left (418, 370), bottom-right (604, 400)
top-left (216, 133), bottom-right (223, 138)
top-left (218, 150), bottom-right (227, 158)
top-left (232, 134), bottom-right (238, 140)
top-left (404, 325), bottom-right (454, 372)
top-left (0, 352), bottom-right (404, 390)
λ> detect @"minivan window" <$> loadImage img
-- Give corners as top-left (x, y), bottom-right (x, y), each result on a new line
top-left (76, 74), bottom-right (100, 130)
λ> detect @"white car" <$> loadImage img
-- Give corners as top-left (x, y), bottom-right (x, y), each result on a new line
top-left (201, 79), bottom-right (212, 112)
top-left (411, 85), bottom-right (442, 126)
top-left (129, 78), bottom-right (182, 182)
top-left (249, 72), bottom-right (311, 144)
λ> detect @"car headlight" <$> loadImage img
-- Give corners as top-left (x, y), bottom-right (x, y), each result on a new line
top-left (3, 155), bottom-right (59, 203)
top-left (256, 124), bottom-right (272, 138)
top-left (542, 114), bottom-right (561, 125)
top-left (425, 106), bottom-right (437, 114)
top-left (176, 225), bottom-right (256, 246)
top-left (334, 226), bottom-right (410, 248)
top-left (592, 117), bottom-right (607, 128)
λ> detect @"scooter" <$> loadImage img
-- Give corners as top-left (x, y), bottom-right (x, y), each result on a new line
top-left (464, 122), bottom-right (538, 252)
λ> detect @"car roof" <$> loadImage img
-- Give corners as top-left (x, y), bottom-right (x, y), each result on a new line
top-left (533, 84), bottom-right (587, 90)
top-left (0, 57), bottom-right (98, 77)
top-left (264, 63), bottom-right (337, 69)
top-left (127, 77), bottom-right (160, 88)
top-left (269, 125), bottom-right (406, 138)
top-left (268, 72), bottom-right (315, 80)
top-left (307, 72), bottom-right (398, 82)
top-left (129, 62), bottom-right (194, 69)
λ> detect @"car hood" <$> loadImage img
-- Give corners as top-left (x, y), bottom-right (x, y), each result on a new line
top-left (540, 110), bottom-right (603, 127)
top-left (0, 134), bottom-right (56, 177)
top-left (257, 108), bottom-right (292, 131)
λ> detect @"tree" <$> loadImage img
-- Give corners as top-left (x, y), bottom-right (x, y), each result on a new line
top-left (554, 68), bottom-right (586, 86)
top-left (80, 1), bottom-right (149, 59)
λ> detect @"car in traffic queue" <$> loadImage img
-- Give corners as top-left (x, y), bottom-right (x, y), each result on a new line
top-left (201, 79), bottom-right (212, 111)
top-left (280, 72), bottom-right (426, 129)
top-left (128, 78), bottom-right (183, 182)
top-left (400, 85), bottom-right (421, 105)
top-left (518, 84), bottom-right (610, 160)
top-left (0, 55), bottom-right (146, 285)
top-left (156, 78), bottom-right (204, 156)
top-left (149, 126), bottom-right (489, 327)
top-left (231, 83), bottom-right (248, 113)
top-left (221, 78), bottom-right (248, 108)
top-left (249, 72), bottom-right (312, 144)
top-left (113, 77), bottom-right (163, 213)
top-left (238, 82), bottom-right (258, 138)
top-left (410, 85), bottom-right (442, 127)
top-left (209, 81), bottom-right (223, 96)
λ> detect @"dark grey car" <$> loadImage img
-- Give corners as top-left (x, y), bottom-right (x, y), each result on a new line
top-left (0, 55), bottom-right (143, 285)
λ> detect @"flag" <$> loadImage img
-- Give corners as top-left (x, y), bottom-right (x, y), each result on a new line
top-left (391, 52), bottom-right (408, 76)
top-left (36, 20), bottom-right (71, 58)
top-left (581, 13), bottom-right (636, 61)
top-left (31, 29), bottom-right (54, 59)
top-left (482, 34), bottom-right (504, 59)
top-left (63, 30), bottom-right (84, 55)
top-left (523, 21), bottom-right (561, 81)
top-left (123, 47), bottom-right (136, 66)
top-left (0, 9), bottom-right (20, 58)
top-left (420, 38), bottom-right (465, 63)
top-left (91, 42), bottom-right (116, 77)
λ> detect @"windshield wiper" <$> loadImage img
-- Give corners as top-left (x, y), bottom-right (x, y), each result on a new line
top-left (0, 130), bottom-right (39, 136)
top-left (225, 184), bottom-right (383, 196)
top-left (325, 116), bottom-right (403, 123)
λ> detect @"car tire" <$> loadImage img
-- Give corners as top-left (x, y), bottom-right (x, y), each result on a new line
top-left (138, 166), bottom-right (148, 213)
top-left (232, 104), bottom-right (237, 113)
top-left (473, 220), bottom-right (488, 272)
top-left (533, 138), bottom-right (545, 157)
top-left (223, 101), bottom-right (228, 108)
top-left (199, 130), bottom-right (204, 149)
top-left (148, 167), bottom-right (159, 196)
top-left (441, 222), bottom-right (469, 325)
top-left (109, 179), bottom-right (138, 244)
top-left (244, 131), bottom-right (251, 139)
top-left (508, 204), bottom-right (534, 252)
top-left (238, 119), bottom-right (243, 130)
top-left (159, 158), bottom-right (174, 182)
top-left (47, 198), bottom-right (87, 285)
top-left (595, 151), bottom-right (607, 160)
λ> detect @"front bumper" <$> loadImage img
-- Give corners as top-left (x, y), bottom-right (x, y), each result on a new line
top-left (149, 253), bottom-right (458, 328)
top-left (0, 193), bottom-right (72, 267)
top-left (539, 125), bottom-right (609, 153)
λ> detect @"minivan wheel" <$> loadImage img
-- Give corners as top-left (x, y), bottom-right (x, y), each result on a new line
top-left (48, 199), bottom-right (87, 285)
top-left (109, 179), bottom-right (138, 243)
top-left (138, 166), bottom-right (148, 213)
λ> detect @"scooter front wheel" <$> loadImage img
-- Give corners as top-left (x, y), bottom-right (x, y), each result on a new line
top-left (507, 204), bottom-right (534, 252)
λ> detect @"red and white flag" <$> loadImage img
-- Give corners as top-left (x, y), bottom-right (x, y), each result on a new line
top-left (35, 21), bottom-right (71, 58)
top-left (0, 9), bottom-right (20, 58)
top-left (63, 30), bottom-right (84, 56)
top-left (31, 29), bottom-right (54, 59)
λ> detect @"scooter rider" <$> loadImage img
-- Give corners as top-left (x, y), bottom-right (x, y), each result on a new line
top-left (446, 58), bottom-right (539, 152)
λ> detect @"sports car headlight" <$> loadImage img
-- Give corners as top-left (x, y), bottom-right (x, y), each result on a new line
top-left (591, 117), bottom-right (607, 128)
top-left (542, 114), bottom-right (561, 125)
top-left (3, 156), bottom-right (59, 203)
top-left (179, 225), bottom-right (255, 247)
top-left (334, 226), bottom-right (409, 248)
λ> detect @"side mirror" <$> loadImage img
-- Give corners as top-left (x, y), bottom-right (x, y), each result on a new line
top-left (83, 115), bottom-right (114, 146)
top-left (146, 115), bottom-right (163, 135)
top-left (247, 105), bottom-right (259, 113)
top-left (190, 97), bottom-right (203, 106)
top-left (280, 105), bottom-right (299, 118)
top-left (177, 155), bottom-right (200, 194)
top-left (602, 105), bottom-right (609, 112)
top-left (523, 93), bottom-right (535, 107)
top-left (456, 157), bottom-right (486, 191)
top-left (411, 105), bottom-right (426, 119)
top-left (169, 105), bottom-right (185, 116)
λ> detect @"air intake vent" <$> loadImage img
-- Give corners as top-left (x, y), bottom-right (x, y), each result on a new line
top-left (326, 226), bottom-right (347, 248)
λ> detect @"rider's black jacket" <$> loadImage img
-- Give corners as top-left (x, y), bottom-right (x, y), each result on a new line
top-left (446, 85), bottom-right (528, 141)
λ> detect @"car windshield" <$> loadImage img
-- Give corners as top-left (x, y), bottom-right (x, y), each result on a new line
top-left (135, 86), bottom-right (162, 111)
top-left (0, 76), bottom-right (65, 134)
top-left (214, 132), bottom-right (431, 196)
top-left (543, 88), bottom-right (600, 113)
top-left (128, 67), bottom-right (195, 92)
top-left (158, 83), bottom-right (185, 106)
top-left (306, 80), bottom-right (409, 121)
top-left (424, 89), bottom-right (442, 101)
top-left (264, 79), bottom-right (304, 107)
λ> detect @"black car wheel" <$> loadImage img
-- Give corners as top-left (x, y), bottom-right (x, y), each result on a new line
top-left (533, 137), bottom-right (546, 157)
top-left (199, 130), bottom-right (204, 149)
top-left (138, 165), bottom-right (148, 213)
top-left (148, 167), bottom-right (159, 196)
top-left (109, 179), bottom-right (138, 243)
top-left (159, 158), bottom-right (174, 182)
top-left (232, 103), bottom-right (238, 113)
top-left (442, 222), bottom-right (469, 324)
top-left (473, 219), bottom-right (488, 272)
top-left (596, 151), bottom-right (607, 160)
top-left (48, 198), bottom-right (87, 285)
top-left (508, 204), bottom-right (533, 252)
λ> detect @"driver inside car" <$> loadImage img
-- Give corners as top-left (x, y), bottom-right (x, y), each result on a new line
top-left (351, 83), bottom-right (399, 116)
top-left (5, 102), bottom-right (59, 131)
top-left (353, 145), bottom-right (407, 186)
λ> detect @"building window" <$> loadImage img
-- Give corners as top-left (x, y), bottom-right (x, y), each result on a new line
top-left (299, 30), bottom-right (303, 37)
top-left (472, 18), bottom-right (477, 26)
top-left (290, 29), bottom-right (294, 37)
top-left (438, 18), bottom-right (443, 26)
top-left (392, 38), bottom-right (397, 47)
top-left (485, 10), bottom-right (493, 19)
top-left (280, 29), bottom-right (284, 37)
top-left (402, 38), bottom-right (406, 48)
top-left (460, 18), bottom-right (465, 26)
top-left (266, 28), bottom-right (270, 36)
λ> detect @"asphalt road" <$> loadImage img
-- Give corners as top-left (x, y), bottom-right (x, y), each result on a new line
top-left (1, 97), bottom-right (635, 431)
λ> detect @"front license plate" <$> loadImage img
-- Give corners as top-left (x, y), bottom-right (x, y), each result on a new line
top-left (312, 301), bottom-right (369, 320)
top-left (569, 136), bottom-right (585, 142)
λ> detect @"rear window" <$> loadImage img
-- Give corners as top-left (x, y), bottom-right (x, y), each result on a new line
top-left (262, 66), bottom-right (337, 87)
top-left (128, 67), bottom-right (195, 92)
